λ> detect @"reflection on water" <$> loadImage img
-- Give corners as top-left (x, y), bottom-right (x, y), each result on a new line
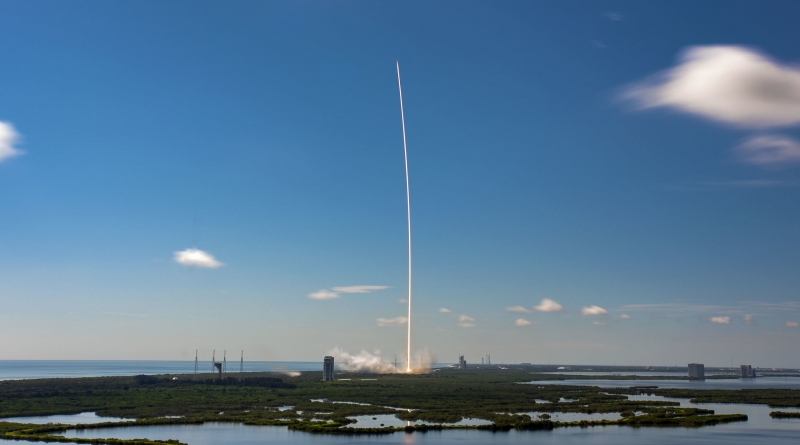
top-left (0, 412), bottom-right (133, 424)
top-left (520, 411), bottom-right (621, 422)
top-left (348, 414), bottom-right (492, 428)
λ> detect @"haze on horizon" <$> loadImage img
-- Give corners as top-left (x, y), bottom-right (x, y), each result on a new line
top-left (1, 1), bottom-right (800, 368)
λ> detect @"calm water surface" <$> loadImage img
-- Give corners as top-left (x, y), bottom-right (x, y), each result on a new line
top-left (526, 376), bottom-right (800, 389)
top-left (0, 361), bottom-right (324, 380)
top-left (0, 412), bottom-right (133, 424)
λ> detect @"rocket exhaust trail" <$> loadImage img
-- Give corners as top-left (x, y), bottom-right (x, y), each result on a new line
top-left (396, 61), bottom-right (412, 373)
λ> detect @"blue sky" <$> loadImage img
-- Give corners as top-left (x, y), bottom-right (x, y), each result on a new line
top-left (2, 1), bottom-right (800, 367)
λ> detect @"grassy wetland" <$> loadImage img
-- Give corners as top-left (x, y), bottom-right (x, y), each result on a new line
top-left (3, 368), bottom-right (796, 443)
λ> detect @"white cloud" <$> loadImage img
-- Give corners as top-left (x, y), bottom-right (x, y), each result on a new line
top-left (376, 316), bottom-right (408, 327)
top-left (786, 321), bottom-right (799, 327)
top-left (308, 289), bottom-right (339, 300)
top-left (309, 284), bottom-right (389, 300)
top-left (515, 318), bottom-right (533, 326)
top-left (458, 314), bottom-right (475, 328)
top-left (332, 285), bottom-right (389, 293)
top-left (618, 314), bottom-right (631, 319)
top-left (174, 248), bottom-right (223, 268)
top-left (735, 135), bottom-right (800, 166)
top-left (534, 298), bottom-right (563, 312)
top-left (623, 46), bottom-right (800, 128)
top-left (0, 121), bottom-right (22, 163)
top-left (604, 12), bottom-right (623, 21)
top-left (743, 314), bottom-right (754, 325)
top-left (582, 305), bottom-right (608, 316)
top-left (439, 307), bottom-right (451, 313)
top-left (398, 298), bottom-right (408, 304)
top-left (710, 316), bottom-right (731, 324)
top-left (506, 305), bottom-right (531, 313)
top-left (593, 321), bottom-right (608, 326)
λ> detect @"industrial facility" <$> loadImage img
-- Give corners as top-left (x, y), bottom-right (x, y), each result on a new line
top-left (458, 355), bottom-right (467, 369)
top-left (739, 365), bottom-right (756, 378)
top-left (688, 363), bottom-right (705, 379)
top-left (323, 356), bottom-right (335, 381)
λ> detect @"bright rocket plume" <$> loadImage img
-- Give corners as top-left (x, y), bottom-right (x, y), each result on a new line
top-left (396, 61), bottom-right (412, 373)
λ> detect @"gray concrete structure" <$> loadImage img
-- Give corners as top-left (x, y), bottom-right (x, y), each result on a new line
top-left (323, 356), bottom-right (335, 381)
top-left (739, 364), bottom-right (756, 378)
top-left (688, 363), bottom-right (705, 379)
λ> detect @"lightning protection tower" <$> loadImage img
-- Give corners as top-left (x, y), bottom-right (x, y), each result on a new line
top-left (240, 350), bottom-right (243, 374)
top-left (194, 350), bottom-right (198, 375)
top-left (223, 350), bottom-right (227, 374)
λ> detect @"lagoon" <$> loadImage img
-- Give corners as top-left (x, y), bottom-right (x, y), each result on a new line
top-left (526, 376), bottom-right (800, 390)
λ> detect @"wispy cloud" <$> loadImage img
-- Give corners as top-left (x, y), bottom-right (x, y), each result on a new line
top-left (747, 301), bottom-right (800, 312)
top-left (604, 12), bottom-right (623, 21)
top-left (398, 298), bottom-right (407, 304)
top-left (622, 46), bottom-right (800, 128)
top-left (618, 314), bottom-right (631, 319)
top-left (458, 314), bottom-right (475, 328)
top-left (593, 321), bottom-right (608, 326)
top-left (309, 285), bottom-right (388, 300)
top-left (376, 316), bottom-right (408, 327)
top-left (174, 248), bottom-right (223, 268)
top-left (786, 321), bottom-right (799, 327)
top-left (743, 314), bottom-right (755, 325)
top-left (515, 318), bottom-right (533, 327)
top-left (534, 298), bottom-right (563, 312)
top-left (506, 305), bottom-right (531, 313)
top-left (0, 121), bottom-right (22, 163)
top-left (621, 303), bottom-right (738, 314)
top-left (308, 289), bottom-right (340, 300)
top-left (439, 307), bottom-right (451, 313)
top-left (592, 40), bottom-right (608, 49)
top-left (710, 316), bottom-right (731, 324)
top-left (735, 135), bottom-right (800, 166)
top-left (332, 285), bottom-right (389, 293)
top-left (582, 305), bottom-right (608, 316)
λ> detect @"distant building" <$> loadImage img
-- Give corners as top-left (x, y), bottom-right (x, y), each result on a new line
top-left (323, 356), bottom-right (335, 381)
top-left (739, 365), bottom-right (756, 378)
top-left (458, 355), bottom-right (467, 369)
top-left (688, 363), bottom-right (705, 379)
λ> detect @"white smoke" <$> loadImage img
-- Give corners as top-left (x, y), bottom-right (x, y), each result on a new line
top-left (328, 347), bottom-right (439, 374)
top-left (410, 348), bottom-right (438, 373)
top-left (329, 347), bottom-right (399, 373)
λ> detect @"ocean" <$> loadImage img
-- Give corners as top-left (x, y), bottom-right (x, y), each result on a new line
top-left (0, 360), bottom-right (322, 380)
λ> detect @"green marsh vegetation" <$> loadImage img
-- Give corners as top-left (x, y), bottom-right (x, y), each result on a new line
top-left (0, 368), bottom-right (775, 441)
